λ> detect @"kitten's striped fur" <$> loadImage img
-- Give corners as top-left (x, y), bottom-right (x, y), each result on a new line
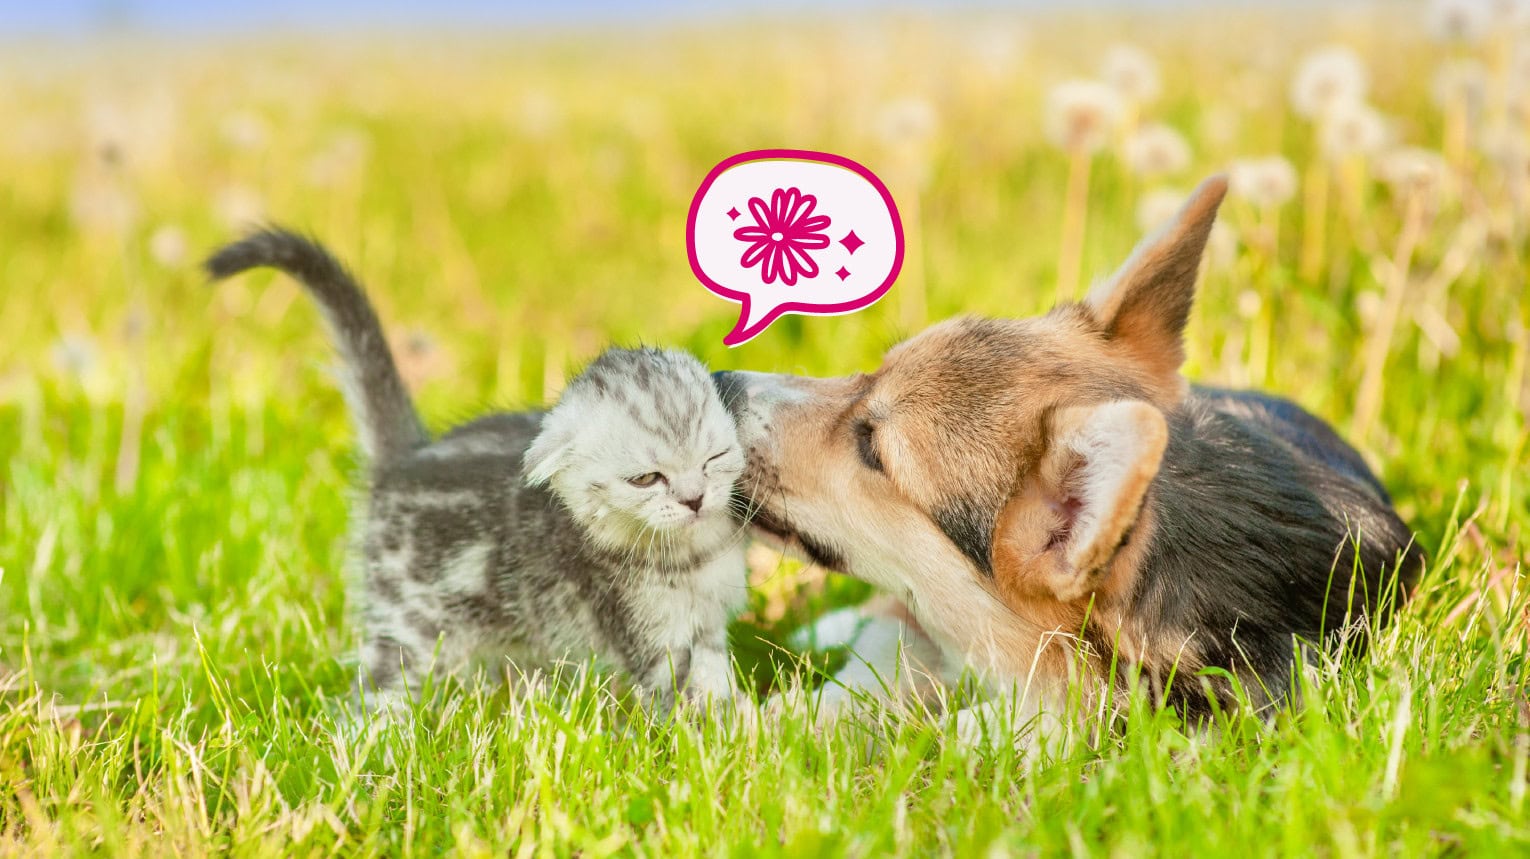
top-left (207, 230), bottom-right (748, 714)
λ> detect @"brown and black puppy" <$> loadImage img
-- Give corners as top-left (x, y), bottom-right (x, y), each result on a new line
top-left (720, 175), bottom-right (1421, 741)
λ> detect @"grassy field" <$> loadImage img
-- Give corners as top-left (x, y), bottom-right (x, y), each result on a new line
top-left (2, 5), bottom-right (1529, 855)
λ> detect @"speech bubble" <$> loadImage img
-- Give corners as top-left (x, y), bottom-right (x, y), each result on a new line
top-left (687, 149), bottom-right (904, 346)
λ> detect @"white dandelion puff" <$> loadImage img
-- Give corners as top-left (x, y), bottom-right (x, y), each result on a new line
top-left (1320, 102), bottom-right (1391, 160)
top-left (1431, 59), bottom-right (1491, 117)
top-left (1290, 46), bottom-right (1369, 119)
top-left (873, 96), bottom-right (939, 147)
top-left (1505, 42), bottom-right (1530, 117)
top-left (69, 177), bottom-right (139, 234)
top-left (219, 110), bottom-right (269, 152)
top-left (51, 334), bottom-right (98, 378)
top-left (1479, 122), bottom-right (1530, 175)
top-left (1494, 0), bottom-right (1530, 25)
top-left (305, 129), bottom-right (371, 188)
top-left (1122, 123), bottom-right (1192, 177)
top-left (1044, 79), bottom-right (1125, 154)
top-left (148, 224), bottom-right (188, 267)
top-left (1376, 147), bottom-right (1454, 207)
top-left (967, 25), bottom-right (1026, 78)
top-left (1355, 290), bottom-right (1385, 327)
top-left (515, 90), bottom-right (563, 139)
top-left (1236, 290), bottom-right (1263, 319)
top-left (1426, 0), bottom-right (1494, 43)
top-left (1100, 44), bottom-right (1161, 105)
top-left (1229, 156), bottom-right (1299, 208)
top-left (213, 185), bottom-right (265, 230)
top-left (82, 89), bottom-right (179, 173)
top-left (1136, 188), bottom-right (1191, 232)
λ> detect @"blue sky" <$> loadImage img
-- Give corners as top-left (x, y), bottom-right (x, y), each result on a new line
top-left (0, 0), bottom-right (1266, 34)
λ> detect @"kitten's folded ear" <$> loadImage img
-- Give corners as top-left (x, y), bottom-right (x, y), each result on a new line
top-left (523, 423), bottom-right (572, 487)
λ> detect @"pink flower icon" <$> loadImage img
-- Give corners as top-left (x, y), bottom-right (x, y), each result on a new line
top-left (732, 187), bottom-right (832, 286)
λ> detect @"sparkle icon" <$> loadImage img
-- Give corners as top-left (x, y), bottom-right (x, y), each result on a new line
top-left (687, 149), bottom-right (905, 346)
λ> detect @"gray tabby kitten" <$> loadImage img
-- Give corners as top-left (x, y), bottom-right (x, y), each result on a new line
top-left (206, 230), bottom-right (748, 715)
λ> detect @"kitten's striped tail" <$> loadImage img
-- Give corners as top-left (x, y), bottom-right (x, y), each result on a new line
top-left (204, 228), bottom-right (429, 466)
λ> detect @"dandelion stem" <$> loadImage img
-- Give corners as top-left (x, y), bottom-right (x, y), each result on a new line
top-left (1300, 161), bottom-right (1328, 284)
top-left (1056, 149), bottom-right (1092, 303)
top-left (1353, 193), bottom-right (1426, 440)
top-left (1444, 99), bottom-right (1468, 169)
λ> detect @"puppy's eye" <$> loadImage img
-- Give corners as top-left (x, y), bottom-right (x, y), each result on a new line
top-left (627, 472), bottom-right (665, 488)
top-left (854, 421), bottom-right (884, 473)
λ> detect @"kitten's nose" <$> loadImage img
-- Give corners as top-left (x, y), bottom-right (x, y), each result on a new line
top-left (680, 495), bottom-right (704, 513)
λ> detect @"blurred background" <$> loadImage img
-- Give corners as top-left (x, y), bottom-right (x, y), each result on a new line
top-left (0, 0), bottom-right (1526, 694)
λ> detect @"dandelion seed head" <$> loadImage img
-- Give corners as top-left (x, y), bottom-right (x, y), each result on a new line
top-left (1490, 0), bottom-right (1530, 26)
top-left (1229, 156), bottom-right (1299, 208)
top-left (1136, 188), bottom-right (1189, 232)
top-left (967, 25), bottom-right (1026, 78)
top-left (51, 334), bottom-right (98, 378)
top-left (1207, 222), bottom-right (1238, 269)
top-left (82, 89), bottom-right (178, 173)
top-left (1376, 146), bottom-right (1454, 208)
top-left (1431, 59), bottom-right (1490, 117)
top-left (219, 110), bottom-right (268, 152)
top-left (1101, 44), bottom-right (1162, 105)
top-left (1122, 123), bottom-right (1191, 177)
top-left (1355, 290), bottom-right (1384, 326)
top-left (213, 185), bottom-right (265, 230)
top-left (69, 177), bottom-right (139, 234)
top-left (148, 224), bottom-right (188, 267)
top-left (1290, 46), bottom-right (1369, 119)
top-left (1236, 290), bottom-right (1263, 319)
top-left (305, 129), bottom-right (371, 187)
top-left (1479, 122), bottom-right (1530, 176)
top-left (1427, 0), bottom-right (1494, 43)
top-left (1319, 101), bottom-right (1390, 160)
top-left (515, 90), bottom-right (562, 139)
top-left (1044, 79), bottom-right (1125, 155)
top-left (873, 96), bottom-right (939, 147)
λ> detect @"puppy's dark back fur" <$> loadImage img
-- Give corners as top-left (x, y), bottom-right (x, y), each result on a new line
top-left (1123, 386), bottom-right (1420, 714)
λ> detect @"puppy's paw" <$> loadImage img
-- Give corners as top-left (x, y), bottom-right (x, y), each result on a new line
top-left (948, 702), bottom-right (1057, 767)
top-left (765, 682), bottom-right (869, 730)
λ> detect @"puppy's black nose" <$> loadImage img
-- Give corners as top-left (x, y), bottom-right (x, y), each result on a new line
top-left (681, 496), bottom-right (704, 513)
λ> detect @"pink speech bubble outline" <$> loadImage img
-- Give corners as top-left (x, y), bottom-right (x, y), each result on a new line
top-left (687, 149), bottom-right (905, 347)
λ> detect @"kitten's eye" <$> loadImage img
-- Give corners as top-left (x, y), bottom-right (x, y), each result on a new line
top-left (627, 472), bottom-right (665, 488)
top-left (704, 449), bottom-right (733, 468)
top-left (854, 421), bottom-right (884, 473)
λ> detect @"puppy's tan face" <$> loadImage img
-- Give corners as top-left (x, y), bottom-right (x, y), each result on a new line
top-left (731, 311), bottom-right (1150, 590)
top-left (727, 175), bottom-right (1229, 670)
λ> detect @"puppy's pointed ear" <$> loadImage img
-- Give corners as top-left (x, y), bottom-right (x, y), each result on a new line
top-left (1084, 174), bottom-right (1227, 400)
top-left (991, 400), bottom-right (1168, 605)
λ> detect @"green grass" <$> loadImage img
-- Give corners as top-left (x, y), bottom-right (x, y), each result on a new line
top-left (3, 9), bottom-right (1530, 856)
